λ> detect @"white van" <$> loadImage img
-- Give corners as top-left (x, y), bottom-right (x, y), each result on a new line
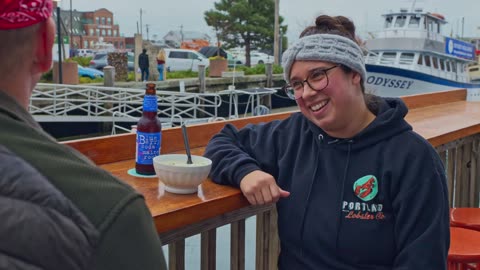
top-left (164, 48), bottom-right (210, 72)
top-left (77, 49), bottom-right (95, 57)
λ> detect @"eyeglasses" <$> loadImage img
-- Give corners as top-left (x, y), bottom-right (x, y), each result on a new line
top-left (283, 65), bottom-right (338, 100)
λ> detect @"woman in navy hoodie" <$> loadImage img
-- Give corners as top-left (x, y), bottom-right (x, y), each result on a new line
top-left (204, 15), bottom-right (450, 269)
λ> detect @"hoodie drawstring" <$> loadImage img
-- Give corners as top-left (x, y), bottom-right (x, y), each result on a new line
top-left (335, 140), bottom-right (353, 252)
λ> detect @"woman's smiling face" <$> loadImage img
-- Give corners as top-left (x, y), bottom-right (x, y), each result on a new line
top-left (290, 60), bottom-right (368, 137)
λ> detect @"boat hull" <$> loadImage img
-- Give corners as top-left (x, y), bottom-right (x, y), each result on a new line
top-left (366, 64), bottom-right (480, 97)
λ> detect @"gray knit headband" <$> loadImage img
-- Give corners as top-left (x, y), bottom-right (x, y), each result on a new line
top-left (282, 34), bottom-right (366, 83)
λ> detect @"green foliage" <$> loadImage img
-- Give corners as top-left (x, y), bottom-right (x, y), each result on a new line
top-left (208, 55), bottom-right (226, 61)
top-left (233, 64), bottom-right (283, 75)
top-left (272, 64), bottom-right (283, 74)
top-left (79, 76), bottom-right (103, 84)
top-left (126, 72), bottom-right (136, 82)
top-left (68, 56), bottom-right (92, 67)
top-left (204, 0), bottom-right (287, 66)
top-left (40, 69), bottom-right (53, 82)
top-left (167, 70), bottom-right (199, 79)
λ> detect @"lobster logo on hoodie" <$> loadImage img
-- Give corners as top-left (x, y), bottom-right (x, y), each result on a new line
top-left (353, 175), bottom-right (378, 202)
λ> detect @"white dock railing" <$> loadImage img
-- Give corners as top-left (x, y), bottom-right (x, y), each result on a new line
top-left (30, 83), bottom-right (223, 127)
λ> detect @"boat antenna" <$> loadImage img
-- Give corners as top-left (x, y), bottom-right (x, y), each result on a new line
top-left (410, 0), bottom-right (417, 12)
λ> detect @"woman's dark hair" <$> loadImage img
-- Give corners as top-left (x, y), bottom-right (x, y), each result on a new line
top-left (300, 15), bottom-right (379, 114)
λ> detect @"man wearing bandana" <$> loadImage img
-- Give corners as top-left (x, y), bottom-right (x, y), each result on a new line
top-left (0, 1), bottom-right (167, 269)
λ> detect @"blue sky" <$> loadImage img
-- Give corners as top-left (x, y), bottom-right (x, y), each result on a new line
top-left (64, 0), bottom-right (480, 43)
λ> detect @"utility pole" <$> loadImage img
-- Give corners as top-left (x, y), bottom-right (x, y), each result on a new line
top-left (69, 0), bottom-right (73, 52)
top-left (273, 0), bottom-right (280, 65)
top-left (461, 17), bottom-right (465, 38)
top-left (140, 8), bottom-right (143, 35)
top-left (146, 24), bottom-right (150, 41)
top-left (180, 24), bottom-right (184, 43)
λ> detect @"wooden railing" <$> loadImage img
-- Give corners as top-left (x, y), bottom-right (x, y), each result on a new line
top-left (63, 89), bottom-right (480, 269)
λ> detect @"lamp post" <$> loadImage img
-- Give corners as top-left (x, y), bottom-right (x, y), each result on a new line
top-left (54, 0), bottom-right (63, 83)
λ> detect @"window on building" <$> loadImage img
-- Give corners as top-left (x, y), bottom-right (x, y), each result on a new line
top-left (101, 29), bottom-right (105, 36)
top-left (95, 17), bottom-right (99, 24)
top-left (107, 17), bottom-right (112, 25)
top-left (107, 29), bottom-right (111, 36)
top-left (89, 29), bottom-right (94, 35)
top-left (119, 42), bottom-right (124, 48)
top-left (101, 17), bottom-right (106, 25)
top-left (83, 40), bottom-right (88, 48)
top-left (90, 40), bottom-right (95, 47)
top-left (96, 29), bottom-right (100, 36)
top-left (113, 30), bottom-right (117, 36)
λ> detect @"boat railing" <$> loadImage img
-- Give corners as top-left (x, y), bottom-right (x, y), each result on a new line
top-left (63, 89), bottom-right (480, 269)
top-left (31, 83), bottom-right (223, 125)
top-left (372, 28), bottom-right (444, 42)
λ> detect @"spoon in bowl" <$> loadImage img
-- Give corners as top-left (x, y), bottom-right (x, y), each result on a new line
top-left (181, 123), bottom-right (193, 164)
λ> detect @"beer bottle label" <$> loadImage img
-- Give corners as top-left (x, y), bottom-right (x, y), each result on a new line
top-left (135, 131), bottom-right (162, 165)
top-left (143, 95), bottom-right (158, 112)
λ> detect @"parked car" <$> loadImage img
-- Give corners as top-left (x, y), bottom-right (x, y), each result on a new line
top-left (89, 53), bottom-right (108, 70)
top-left (77, 49), bottom-right (95, 57)
top-left (164, 48), bottom-right (210, 72)
top-left (89, 52), bottom-right (134, 71)
top-left (245, 51), bottom-right (274, 66)
top-left (78, 65), bottom-right (104, 79)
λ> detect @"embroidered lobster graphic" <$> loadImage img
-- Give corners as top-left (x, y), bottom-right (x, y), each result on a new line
top-left (354, 177), bottom-right (376, 199)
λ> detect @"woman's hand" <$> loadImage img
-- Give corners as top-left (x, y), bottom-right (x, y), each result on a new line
top-left (239, 170), bottom-right (290, 205)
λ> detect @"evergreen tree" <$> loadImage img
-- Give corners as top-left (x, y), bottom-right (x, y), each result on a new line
top-left (205, 0), bottom-right (287, 66)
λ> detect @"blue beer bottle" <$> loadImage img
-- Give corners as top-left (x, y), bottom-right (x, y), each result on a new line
top-left (135, 83), bottom-right (162, 175)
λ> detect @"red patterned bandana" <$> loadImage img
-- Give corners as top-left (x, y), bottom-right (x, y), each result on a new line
top-left (0, 0), bottom-right (53, 30)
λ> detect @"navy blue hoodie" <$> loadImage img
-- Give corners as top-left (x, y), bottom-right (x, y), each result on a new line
top-left (204, 97), bottom-right (450, 269)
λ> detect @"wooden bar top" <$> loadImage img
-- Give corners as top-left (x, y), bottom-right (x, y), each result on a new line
top-left (65, 89), bottom-right (480, 234)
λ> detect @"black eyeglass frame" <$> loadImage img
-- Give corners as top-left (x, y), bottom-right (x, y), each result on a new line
top-left (283, 65), bottom-right (338, 100)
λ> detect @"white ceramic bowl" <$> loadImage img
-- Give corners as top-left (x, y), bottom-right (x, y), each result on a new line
top-left (153, 154), bottom-right (212, 194)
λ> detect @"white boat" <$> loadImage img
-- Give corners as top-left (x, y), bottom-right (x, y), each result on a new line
top-left (365, 8), bottom-right (480, 97)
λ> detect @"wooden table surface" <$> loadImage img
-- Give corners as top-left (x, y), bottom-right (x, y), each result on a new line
top-left (67, 89), bottom-right (480, 234)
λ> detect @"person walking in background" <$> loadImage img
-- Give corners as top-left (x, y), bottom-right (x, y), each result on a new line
top-left (204, 14), bottom-right (450, 269)
top-left (157, 49), bottom-right (166, 81)
top-left (0, 1), bottom-right (167, 269)
top-left (139, 48), bottom-right (150, 82)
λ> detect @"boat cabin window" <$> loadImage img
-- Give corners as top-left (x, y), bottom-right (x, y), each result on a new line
top-left (394, 16), bottom-right (407, 28)
top-left (385, 16), bottom-right (393, 28)
top-left (408, 16), bottom-right (421, 28)
top-left (432, 57), bottom-right (439, 69)
top-left (440, 59), bottom-right (445, 71)
top-left (452, 62), bottom-right (457, 72)
top-left (380, 52), bottom-right (397, 65)
top-left (470, 67), bottom-right (479, 72)
top-left (399, 53), bottom-right (415, 65)
top-left (417, 54), bottom-right (423, 65)
top-left (424, 55), bottom-right (431, 67)
top-left (446, 61), bottom-right (451, 72)
top-left (426, 19), bottom-right (440, 33)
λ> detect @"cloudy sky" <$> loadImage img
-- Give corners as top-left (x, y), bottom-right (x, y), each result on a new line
top-left (64, 0), bottom-right (480, 43)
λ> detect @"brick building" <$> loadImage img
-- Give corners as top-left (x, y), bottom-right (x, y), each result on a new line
top-left (54, 5), bottom-right (126, 51)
